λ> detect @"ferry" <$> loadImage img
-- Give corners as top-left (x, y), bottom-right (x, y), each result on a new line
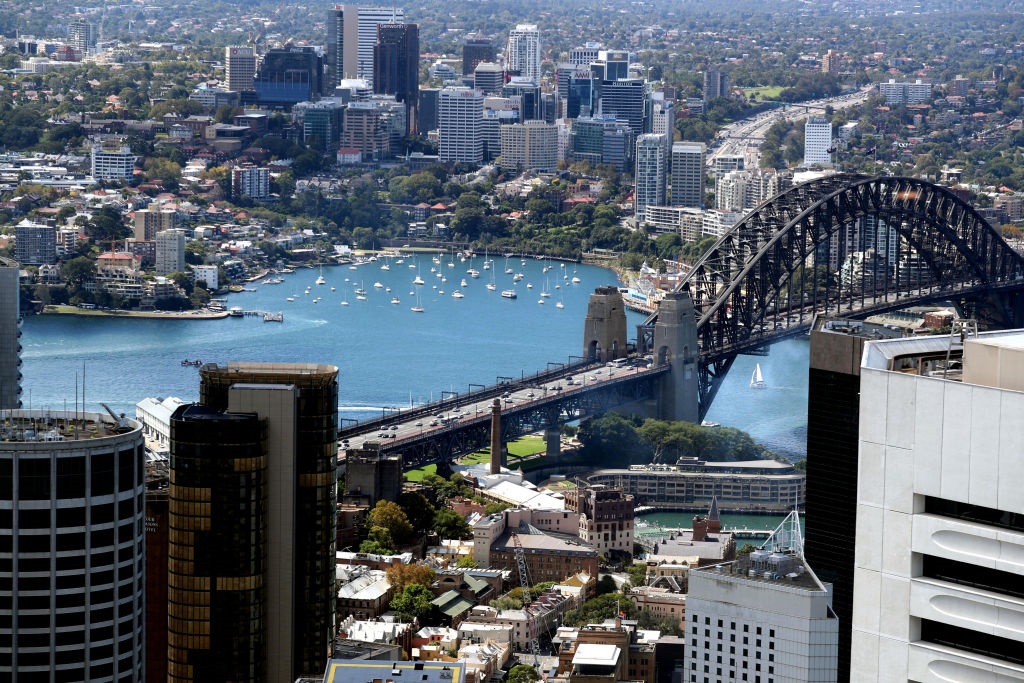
top-left (228, 306), bottom-right (244, 317)
top-left (500, 290), bottom-right (518, 300)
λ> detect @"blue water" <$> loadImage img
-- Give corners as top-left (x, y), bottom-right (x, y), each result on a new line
top-left (20, 255), bottom-right (810, 457)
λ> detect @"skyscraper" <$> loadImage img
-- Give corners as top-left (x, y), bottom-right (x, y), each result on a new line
top-left (499, 120), bottom-right (558, 171)
top-left (154, 229), bottom-right (185, 276)
top-left (851, 328), bottom-right (1024, 681)
top-left (438, 86), bottom-right (484, 164)
top-left (462, 35), bottom-right (496, 76)
top-left (0, 258), bottom-right (20, 410)
top-left (253, 46), bottom-right (324, 107)
top-left (0, 410), bottom-right (146, 682)
top-left (373, 23), bottom-right (419, 133)
top-left (703, 69), bottom-right (728, 103)
top-left (68, 19), bottom-right (98, 52)
top-left (168, 363), bottom-right (339, 682)
top-left (671, 141), bottom-right (706, 208)
top-left (506, 24), bottom-right (541, 83)
top-left (596, 77), bottom-right (647, 135)
top-left (225, 45), bottom-right (257, 94)
top-left (635, 134), bottom-right (667, 223)
top-left (326, 5), bottom-right (404, 89)
top-left (804, 116), bottom-right (833, 165)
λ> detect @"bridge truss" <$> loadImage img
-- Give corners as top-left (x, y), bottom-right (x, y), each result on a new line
top-left (639, 174), bottom-right (1024, 419)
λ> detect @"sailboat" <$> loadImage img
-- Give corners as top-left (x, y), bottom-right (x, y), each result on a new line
top-left (555, 289), bottom-right (564, 309)
top-left (540, 276), bottom-right (551, 298)
top-left (750, 363), bottom-right (767, 389)
top-left (410, 291), bottom-right (424, 313)
top-left (486, 267), bottom-right (497, 291)
top-left (315, 265), bottom-right (326, 286)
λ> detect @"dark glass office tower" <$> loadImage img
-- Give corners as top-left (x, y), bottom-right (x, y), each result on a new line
top-left (374, 23), bottom-right (420, 133)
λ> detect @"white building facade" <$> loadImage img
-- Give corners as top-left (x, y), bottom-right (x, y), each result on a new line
top-left (506, 25), bottom-right (541, 83)
top-left (634, 134), bottom-right (667, 223)
top-left (803, 117), bottom-right (833, 166)
top-left (851, 329), bottom-right (1024, 682)
top-left (438, 87), bottom-right (484, 164)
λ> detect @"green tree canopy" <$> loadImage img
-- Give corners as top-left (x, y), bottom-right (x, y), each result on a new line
top-left (367, 499), bottom-right (414, 544)
top-left (390, 583), bottom-right (435, 623)
top-left (507, 664), bottom-right (540, 683)
top-left (433, 508), bottom-right (472, 540)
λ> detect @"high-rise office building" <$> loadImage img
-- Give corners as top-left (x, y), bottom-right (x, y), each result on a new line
top-left (556, 65), bottom-right (593, 119)
top-left (68, 19), bottom-right (98, 52)
top-left (0, 258), bottom-right (20, 410)
top-left (225, 45), bottom-right (257, 94)
top-left (501, 77), bottom-right (541, 121)
top-left (597, 77), bottom-right (647, 135)
top-left (168, 363), bottom-right (338, 682)
top-left (703, 69), bottom-right (728, 103)
top-left (506, 24), bottom-right (541, 83)
top-left (373, 23), bottom-right (419, 133)
top-left (326, 5), bottom-right (404, 88)
top-left (851, 327), bottom-right (1024, 681)
top-left (473, 61), bottom-right (505, 95)
top-left (671, 141), bottom-right (706, 208)
top-left (253, 46), bottom-right (324, 107)
top-left (635, 134), bottom-right (667, 223)
top-left (91, 144), bottom-right (136, 181)
top-left (295, 98), bottom-right (347, 150)
top-left (569, 42), bottom-right (602, 68)
top-left (418, 87), bottom-right (440, 134)
top-left (0, 410), bottom-right (146, 682)
top-left (570, 115), bottom-right (635, 172)
top-left (462, 35), bottom-right (496, 76)
top-left (804, 116), bottom-right (833, 165)
top-left (438, 86), bottom-right (484, 164)
top-left (14, 221), bottom-right (56, 265)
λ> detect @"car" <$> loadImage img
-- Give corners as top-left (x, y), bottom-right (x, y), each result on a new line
top-left (435, 413), bottom-right (445, 419)
top-left (389, 425), bottom-right (398, 431)
top-left (377, 432), bottom-right (387, 438)
top-left (387, 432), bottom-right (397, 438)
top-left (429, 420), bottom-right (439, 426)
top-left (415, 421), bottom-right (423, 426)
top-left (527, 391), bottom-right (535, 398)
top-left (501, 392), bottom-right (511, 398)
top-left (552, 385), bottom-right (562, 391)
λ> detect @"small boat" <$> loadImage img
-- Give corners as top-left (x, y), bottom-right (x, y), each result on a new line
top-left (526, 283), bottom-right (533, 289)
top-left (354, 285), bottom-right (367, 296)
top-left (513, 273), bottom-right (523, 283)
top-left (538, 298), bottom-right (545, 305)
top-left (452, 290), bottom-right (464, 298)
top-left (468, 269), bottom-right (480, 278)
top-left (228, 306), bottom-right (244, 317)
top-left (750, 363), bottom-right (767, 389)
top-left (411, 292), bottom-right (424, 313)
top-left (340, 300), bottom-right (349, 306)
top-left (571, 270), bottom-right (581, 284)
top-left (380, 262), bottom-right (390, 271)
top-left (286, 297), bottom-right (295, 302)
top-left (701, 420), bottom-right (721, 427)
top-left (356, 294), bottom-right (367, 301)
top-left (461, 278), bottom-right (468, 287)
top-left (486, 282), bottom-right (497, 291)
top-left (373, 282), bottom-right (384, 289)
top-left (413, 275), bottom-right (425, 285)
top-left (315, 265), bottom-right (326, 286)
top-left (349, 265), bottom-right (357, 270)
top-left (555, 300), bottom-right (564, 309)
top-left (501, 289), bottom-right (517, 300)
top-left (391, 297), bottom-right (401, 304)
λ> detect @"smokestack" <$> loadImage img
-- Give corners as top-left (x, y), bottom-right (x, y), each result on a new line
top-left (489, 398), bottom-right (502, 475)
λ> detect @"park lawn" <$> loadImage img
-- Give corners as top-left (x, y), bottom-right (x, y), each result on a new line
top-left (743, 85), bottom-right (785, 100)
top-left (506, 435), bottom-right (545, 457)
top-left (404, 463), bottom-right (437, 482)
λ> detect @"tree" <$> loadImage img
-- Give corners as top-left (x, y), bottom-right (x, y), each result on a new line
top-left (61, 256), bottom-right (96, 288)
top-left (367, 499), bottom-right (414, 545)
top-left (397, 492), bottom-right (436, 533)
top-left (84, 207), bottom-right (130, 244)
top-left (433, 508), bottom-right (472, 540)
top-left (507, 665), bottom-right (540, 683)
top-left (626, 563), bottom-right (648, 587)
top-left (595, 575), bottom-right (618, 596)
top-left (360, 526), bottom-right (396, 555)
top-left (456, 555), bottom-right (479, 569)
top-left (390, 584), bottom-right (435, 623)
top-left (385, 563), bottom-right (436, 592)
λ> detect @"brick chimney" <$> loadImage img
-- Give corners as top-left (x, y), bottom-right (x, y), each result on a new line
top-left (692, 516), bottom-right (708, 542)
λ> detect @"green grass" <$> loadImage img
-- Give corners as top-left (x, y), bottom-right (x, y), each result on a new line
top-left (403, 463), bottom-right (437, 482)
top-left (506, 435), bottom-right (546, 457)
top-left (742, 85), bottom-right (785, 100)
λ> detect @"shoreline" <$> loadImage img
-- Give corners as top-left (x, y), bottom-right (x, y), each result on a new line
top-left (40, 305), bottom-right (230, 320)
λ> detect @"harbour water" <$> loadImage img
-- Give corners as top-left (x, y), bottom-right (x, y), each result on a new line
top-left (20, 255), bottom-right (810, 458)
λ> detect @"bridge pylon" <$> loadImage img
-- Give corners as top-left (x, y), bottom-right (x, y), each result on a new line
top-left (583, 286), bottom-right (628, 362)
top-left (653, 289), bottom-right (700, 423)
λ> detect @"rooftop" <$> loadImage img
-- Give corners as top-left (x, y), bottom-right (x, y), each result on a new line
top-left (323, 661), bottom-right (464, 683)
top-left (693, 551), bottom-right (825, 593)
top-left (0, 410), bottom-right (140, 445)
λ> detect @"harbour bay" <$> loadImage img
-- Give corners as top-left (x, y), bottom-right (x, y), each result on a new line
top-left (21, 255), bottom-right (810, 458)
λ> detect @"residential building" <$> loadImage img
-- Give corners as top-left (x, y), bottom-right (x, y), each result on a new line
top-left (635, 134), bottom-right (668, 224)
top-left (191, 265), bottom-right (218, 291)
top-left (438, 86), bottom-right (484, 164)
top-left (0, 258), bottom-right (20, 410)
top-left (686, 540), bottom-right (839, 683)
top-left (335, 564), bottom-right (394, 620)
top-left (851, 328), bottom-right (1024, 681)
top-left (326, 5), bottom-right (404, 88)
top-left (463, 35), bottom-right (496, 76)
top-left (168, 363), bottom-right (339, 682)
top-left (339, 98), bottom-right (406, 160)
top-left (373, 23), bottom-right (419, 132)
top-left (586, 459), bottom-right (804, 513)
top-left (231, 165), bottom-right (270, 200)
top-left (710, 154), bottom-right (744, 179)
top-left (68, 19), bottom-right (98, 53)
top-left (0, 410), bottom-right (146, 682)
top-left (564, 483), bottom-right (635, 557)
top-left (506, 24), bottom-right (541, 82)
top-left (253, 46), bottom-right (324, 108)
top-left (650, 94), bottom-right (675, 144)
top-left (91, 144), bottom-right (136, 181)
top-left (499, 120), bottom-right (558, 171)
top-left (878, 79), bottom-right (933, 105)
top-left (569, 42), bottom-right (603, 68)
top-left (155, 229), bottom-right (186, 276)
top-left (134, 208), bottom-right (176, 241)
top-left (821, 49), bottom-right (841, 74)
top-left (671, 142), bottom-right (706, 208)
top-left (803, 116), bottom-right (833, 165)
top-left (643, 205), bottom-right (705, 239)
top-left (703, 70), bottom-right (728, 103)
top-left (225, 45), bottom-right (257, 94)
top-left (14, 220), bottom-right (56, 265)
top-left (715, 169), bottom-right (778, 213)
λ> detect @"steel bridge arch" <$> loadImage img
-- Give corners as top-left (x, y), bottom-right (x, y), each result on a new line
top-left (645, 174), bottom-right (1024, 418)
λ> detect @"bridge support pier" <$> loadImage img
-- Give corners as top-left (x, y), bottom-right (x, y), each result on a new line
top-left (583, 287), bottom-right (628, 362)
top-left (653, 290), bottom-right (700, 423)
top-left (545, 428), bottom-right (560, 459)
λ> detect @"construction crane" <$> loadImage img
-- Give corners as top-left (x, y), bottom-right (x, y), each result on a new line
top-left (511, 531), bottom-right (541, 664)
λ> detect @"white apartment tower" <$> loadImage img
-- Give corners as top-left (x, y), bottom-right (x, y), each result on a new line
top-left (91, 144), bottom-right (136, 182)
top-left (671, 141), bottom-right (706, 208)
top-left (327, 5), bottom-right (405, 88)
top-left (506, 24), bottom-right (541, 83)
top-left (851, 328), bottom-right (1024, 681)
top-left (804, 117), bottom-right (833, 165)
top-left (438, 87), bottom-right (484, 164)
top-left (634, 134), bottom-right (667, 223)
top-left (155, 229), bottom-right (186, 276)
top-left (225, 45), bottom-right (257, 93)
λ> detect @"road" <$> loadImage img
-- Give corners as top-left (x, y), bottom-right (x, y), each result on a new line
top-left (340, 356), bottom-right (658, 455)
top-left (706, 87), bottom-right (875, 168)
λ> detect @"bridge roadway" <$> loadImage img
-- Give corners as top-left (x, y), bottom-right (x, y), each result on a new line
top-left (340, 358), bottom-right (670, 468)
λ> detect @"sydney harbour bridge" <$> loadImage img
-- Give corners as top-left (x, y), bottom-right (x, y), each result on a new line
top-left (340, 174), bottom-right (1024, 465)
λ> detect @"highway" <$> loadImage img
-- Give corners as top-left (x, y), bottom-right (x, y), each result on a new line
top-left (706, 87), bottom-right (875, 168)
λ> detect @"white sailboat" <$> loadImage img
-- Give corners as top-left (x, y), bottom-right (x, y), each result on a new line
top-left (540, 276), bottom-right (551, 298)
top-left (750, 363), bottom-right (767, 389)
top-left (315, 265), bottom-right (326, 286)
top-left (410, 291), bottom-right (424, 313)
